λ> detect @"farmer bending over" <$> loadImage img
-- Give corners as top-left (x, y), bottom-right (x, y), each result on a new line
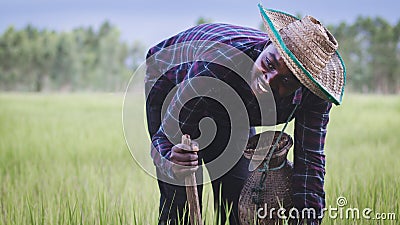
top-left (145, 4), bottom-right (345, 225)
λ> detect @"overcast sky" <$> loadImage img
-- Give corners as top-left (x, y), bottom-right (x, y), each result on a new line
top-left (1, 0), bottom-right (399, 48)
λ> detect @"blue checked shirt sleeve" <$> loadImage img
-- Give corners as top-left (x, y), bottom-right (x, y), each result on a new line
top-left (150, 61), bottom-right (224, 179)
top-left (292, 91), bottom-right (332, 223)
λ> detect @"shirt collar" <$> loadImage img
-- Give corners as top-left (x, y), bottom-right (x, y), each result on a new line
top-left (292, 87), bottom-right (303, 105)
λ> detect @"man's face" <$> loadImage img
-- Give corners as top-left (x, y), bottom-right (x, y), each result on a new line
top-left (251, 42), bottom-right (302, 98)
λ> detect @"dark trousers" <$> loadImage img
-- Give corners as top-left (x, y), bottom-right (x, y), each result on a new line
top-left (157, 155), bottom-right (251, 225)
top-left (146, 98), bottom-right (255, 224)
top-left (156, 125), bottom-right (254, 225)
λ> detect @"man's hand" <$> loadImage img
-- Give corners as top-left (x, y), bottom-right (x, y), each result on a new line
top-left (170, 143), bottom-right (199, 179)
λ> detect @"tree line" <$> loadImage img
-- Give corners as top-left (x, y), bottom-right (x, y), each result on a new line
top-left (0, 17), bottom-right (399, 93)
top-left (328, 17), bottom-right (400, 94)
top-left (0, 22), bottom-right (145, 92)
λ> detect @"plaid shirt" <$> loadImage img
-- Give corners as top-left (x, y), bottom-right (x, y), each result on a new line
top-left (145, 23), bottom-right (332, 223)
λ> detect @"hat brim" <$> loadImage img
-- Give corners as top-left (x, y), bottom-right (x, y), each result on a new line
top-left (258, 4), bottom-right (346, 105)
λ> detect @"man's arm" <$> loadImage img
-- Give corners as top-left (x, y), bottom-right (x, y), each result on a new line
top-left (148, 61), bottom-right (224, 179)
top-left (292, 90), bottom-right (332, 223)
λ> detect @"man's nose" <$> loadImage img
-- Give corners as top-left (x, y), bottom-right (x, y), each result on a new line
top-left (264, 73), bottom-right (278, 84)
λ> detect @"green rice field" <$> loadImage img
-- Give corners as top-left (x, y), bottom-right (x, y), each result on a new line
top-left (0, 93), bottom-right (399, 224)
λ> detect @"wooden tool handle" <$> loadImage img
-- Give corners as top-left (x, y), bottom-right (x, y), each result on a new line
top-left (181, 135), bottom-right (202, 225)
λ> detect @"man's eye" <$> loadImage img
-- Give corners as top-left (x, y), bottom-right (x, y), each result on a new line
top-left (265, 57), bottom-right (274, 70)
top-left (282, 77), bottom-right (289, 84)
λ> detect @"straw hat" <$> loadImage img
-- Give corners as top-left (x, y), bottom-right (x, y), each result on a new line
top-left (258, 4), bottom-right (346, 105)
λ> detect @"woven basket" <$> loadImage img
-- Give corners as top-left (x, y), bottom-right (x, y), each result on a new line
top-left (239, 131), bottom-right (294, 225)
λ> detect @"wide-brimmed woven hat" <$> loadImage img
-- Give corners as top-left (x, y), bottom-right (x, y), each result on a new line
top-left (258, 4), bottom-right (346, 105)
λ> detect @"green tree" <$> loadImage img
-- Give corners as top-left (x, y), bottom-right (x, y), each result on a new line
top-left (51, 32), bottom-right (81, 91)
top-left (196, 17), bottom-right (213, 25)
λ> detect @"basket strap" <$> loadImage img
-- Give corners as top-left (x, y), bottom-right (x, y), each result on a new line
top-left (259, 159), bottom-right (287, 172)
top-left (252, 104), bottom-right (299, 206)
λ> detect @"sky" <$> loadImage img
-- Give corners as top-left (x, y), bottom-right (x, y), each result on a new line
top-left (0, 0), bottom-right (399, 48)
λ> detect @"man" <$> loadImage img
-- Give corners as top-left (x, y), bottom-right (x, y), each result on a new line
top-left (145, 4), bottom-right (345, 225)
